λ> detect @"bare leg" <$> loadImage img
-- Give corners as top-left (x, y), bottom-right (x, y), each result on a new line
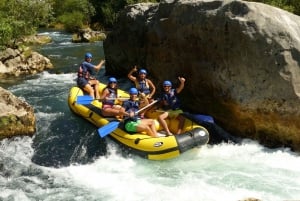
top-left (138, 94), bottom-right (149, 118)
top-left (176, 115), bottom-right (185, 134)
top-left (102, 106), bottom-right (127, 119)
top-left (145, 119), bottom-right (158, 137)
top-left (149, 120), bottom-right (158, 136)
top-left (89, 80), bottom-right (100, 99)
top-left (116, 106), bottom-right (127, 119)
top-left (158, 112), bottom-right (172, 136)
top-left (136, 119), bottom-right (158, 137)
top-left (83, 84), bottom-right (95, 99)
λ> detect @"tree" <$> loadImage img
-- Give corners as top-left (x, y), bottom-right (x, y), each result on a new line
top-left (52, 0), bottom-right (96, 32)
top-left (89, 0), bottom-right (159, 29)
top-left (245, 0), bottom-right (300, 15)
top-left (0, 0), bottom-right (54, 48)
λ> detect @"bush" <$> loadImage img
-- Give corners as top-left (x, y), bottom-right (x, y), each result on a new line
top-left (0, 19), bottom-right (13, 48)
top-left (58, 12), bottom-right (85, 33)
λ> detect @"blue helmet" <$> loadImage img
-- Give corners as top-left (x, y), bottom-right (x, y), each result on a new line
top-left (108, 77), bottom-right (117, 83)
top-left (139, 69), bottom-right (147, 74)
top-left (163, 80), bottom-right (172, 87)
top-left (129, 87), bottom-right (138, 95)
top-left (85, 52), bottom-right (92, 59)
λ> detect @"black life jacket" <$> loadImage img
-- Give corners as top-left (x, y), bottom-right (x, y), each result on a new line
top-left (162, 89), bottom-right (180, 110)
top-left (103, 87), bottom-right (117, 105)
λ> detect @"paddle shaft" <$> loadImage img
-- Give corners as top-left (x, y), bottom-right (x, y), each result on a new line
top-left (76, 95), bottom-right (129, 104)
top-left (98, 97), bottom-right (129, 101)
top-left (136, 100), bottom-right (158, 114)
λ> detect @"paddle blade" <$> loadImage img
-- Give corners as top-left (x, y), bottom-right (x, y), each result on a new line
top-left (76, 95), bottom-right (93, 104)
top-left (98, 121), bottom-right (120, 138)
top-left (182, 112), bottom-right (215, 124)
top-left (193, 114), bottom-right (214, 123)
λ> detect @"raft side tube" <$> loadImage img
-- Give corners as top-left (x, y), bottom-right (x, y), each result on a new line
top-left (176, 127), bottom-right (209, 153)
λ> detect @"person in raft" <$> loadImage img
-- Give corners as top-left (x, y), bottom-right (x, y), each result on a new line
top-left (101, 77), bottom-right (128, 119)
top-left (128, 66), bottom-right (156, 117)
top-left (122, 88), bottom-right (158, 137)
top-left (127, 65), bottom-right (156, 103)
top-left (158, 77), bottom-right (186, 136)
top-left (77, 52), bottom-right (105, 99)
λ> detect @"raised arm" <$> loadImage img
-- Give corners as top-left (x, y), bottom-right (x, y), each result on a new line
top-left (176, 77), bottom-right (186, 94)
top-left (94, 59), bottom-right (105, 71)
top-left (127, 65), bottom-right (138, 82)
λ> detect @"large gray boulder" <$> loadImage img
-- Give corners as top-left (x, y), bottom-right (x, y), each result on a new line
top-left (0, 87), bottom-right (35, 139)
top-left (104, 0), bottom-right (300, 151)
top-left (0, 47), bottom-right (53, 77)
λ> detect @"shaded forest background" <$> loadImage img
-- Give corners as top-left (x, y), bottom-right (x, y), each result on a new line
top-left (0, 0), bottom-right (299, 49)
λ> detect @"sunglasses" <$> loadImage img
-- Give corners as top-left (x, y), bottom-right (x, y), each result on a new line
top-left (163, 85), bottom-right (171, 87)
top-left (109, 82), bottom-right (117, 84)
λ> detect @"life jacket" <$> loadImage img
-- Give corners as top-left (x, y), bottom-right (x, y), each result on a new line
top-left (77, 64), bottom-right (91, 79)
top-left (162, 89), bottom-right (180, 110)
top-left (135, 79), bottom-right (150, 95)
top-left (102, 87), bottom-right (117, 105)
top-left (123, 100), bottom-right (139, 113)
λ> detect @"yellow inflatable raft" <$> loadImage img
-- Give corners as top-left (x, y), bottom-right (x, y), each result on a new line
top-left (68, 83), bottom-right (209, 160)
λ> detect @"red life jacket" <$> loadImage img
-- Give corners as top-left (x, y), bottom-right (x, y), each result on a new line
top-left (77, 65), bottom-right (91, 79)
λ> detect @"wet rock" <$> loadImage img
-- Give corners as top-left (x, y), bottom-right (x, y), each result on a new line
top-left (104, 0), bottom-right (300, 151)
top-left (0, 47), bottom-right (53, 78)
top-left (0, 87), bottom-right (35, 139)
top-left (72, 28), bottom-right (106, 43)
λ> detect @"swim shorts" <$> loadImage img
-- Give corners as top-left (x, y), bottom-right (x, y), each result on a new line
top-left (167, 109), bottom-right (183, 118)
top-left (125, 120), bottom-right (141, 133)
top-left (77, 77), bottom-right (89, 88)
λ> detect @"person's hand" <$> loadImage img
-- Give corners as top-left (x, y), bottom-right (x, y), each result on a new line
top-left (133, 65), bottom-right (138, 72)
top-left (178, 76), bottom-right (185, 83)
top-left (139, 92), bottom-right (146, 98)
top-left (129, 111), bottom-right (135, 117)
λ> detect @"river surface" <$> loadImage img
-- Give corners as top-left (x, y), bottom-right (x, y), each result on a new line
top-left (0, 30), bottom-right (300, 201)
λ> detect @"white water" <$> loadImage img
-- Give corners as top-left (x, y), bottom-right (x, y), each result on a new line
top-left (1, 134), bottom-right (300, 200)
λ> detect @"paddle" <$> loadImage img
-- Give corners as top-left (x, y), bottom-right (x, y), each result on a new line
top-left (76, 95), bottom-right (129, 105)
top-left (98, 99), bottom-right (158, 138)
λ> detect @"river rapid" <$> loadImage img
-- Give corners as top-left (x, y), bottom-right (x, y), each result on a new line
top-left (0, 30), bottom-right (300, 201)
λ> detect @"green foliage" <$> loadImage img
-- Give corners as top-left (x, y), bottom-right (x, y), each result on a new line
top-left (53, 0), bottom-right (95, 31)
top-left (1, 0), bottom-right (299, 48)
top-left (88, 0), bottom-right (159, 28)
top-left (100, 2), bottom-right (121, 28)
top-left (58, 12), bottom-right (85, 33)
top-left (245, 0), bottom-right (300, 15)
top-left (0, 0), bottom-right (53, 47)
top-left (88, 0), bottom-right (127, 28)
top-left (0, 19), bottom-right (13, 48)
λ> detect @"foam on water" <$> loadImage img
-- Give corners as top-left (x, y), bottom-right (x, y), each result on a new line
top-left (1, 131), bottom-right (300, 201)
top-left (47, 142), bottom-right (300, 201)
